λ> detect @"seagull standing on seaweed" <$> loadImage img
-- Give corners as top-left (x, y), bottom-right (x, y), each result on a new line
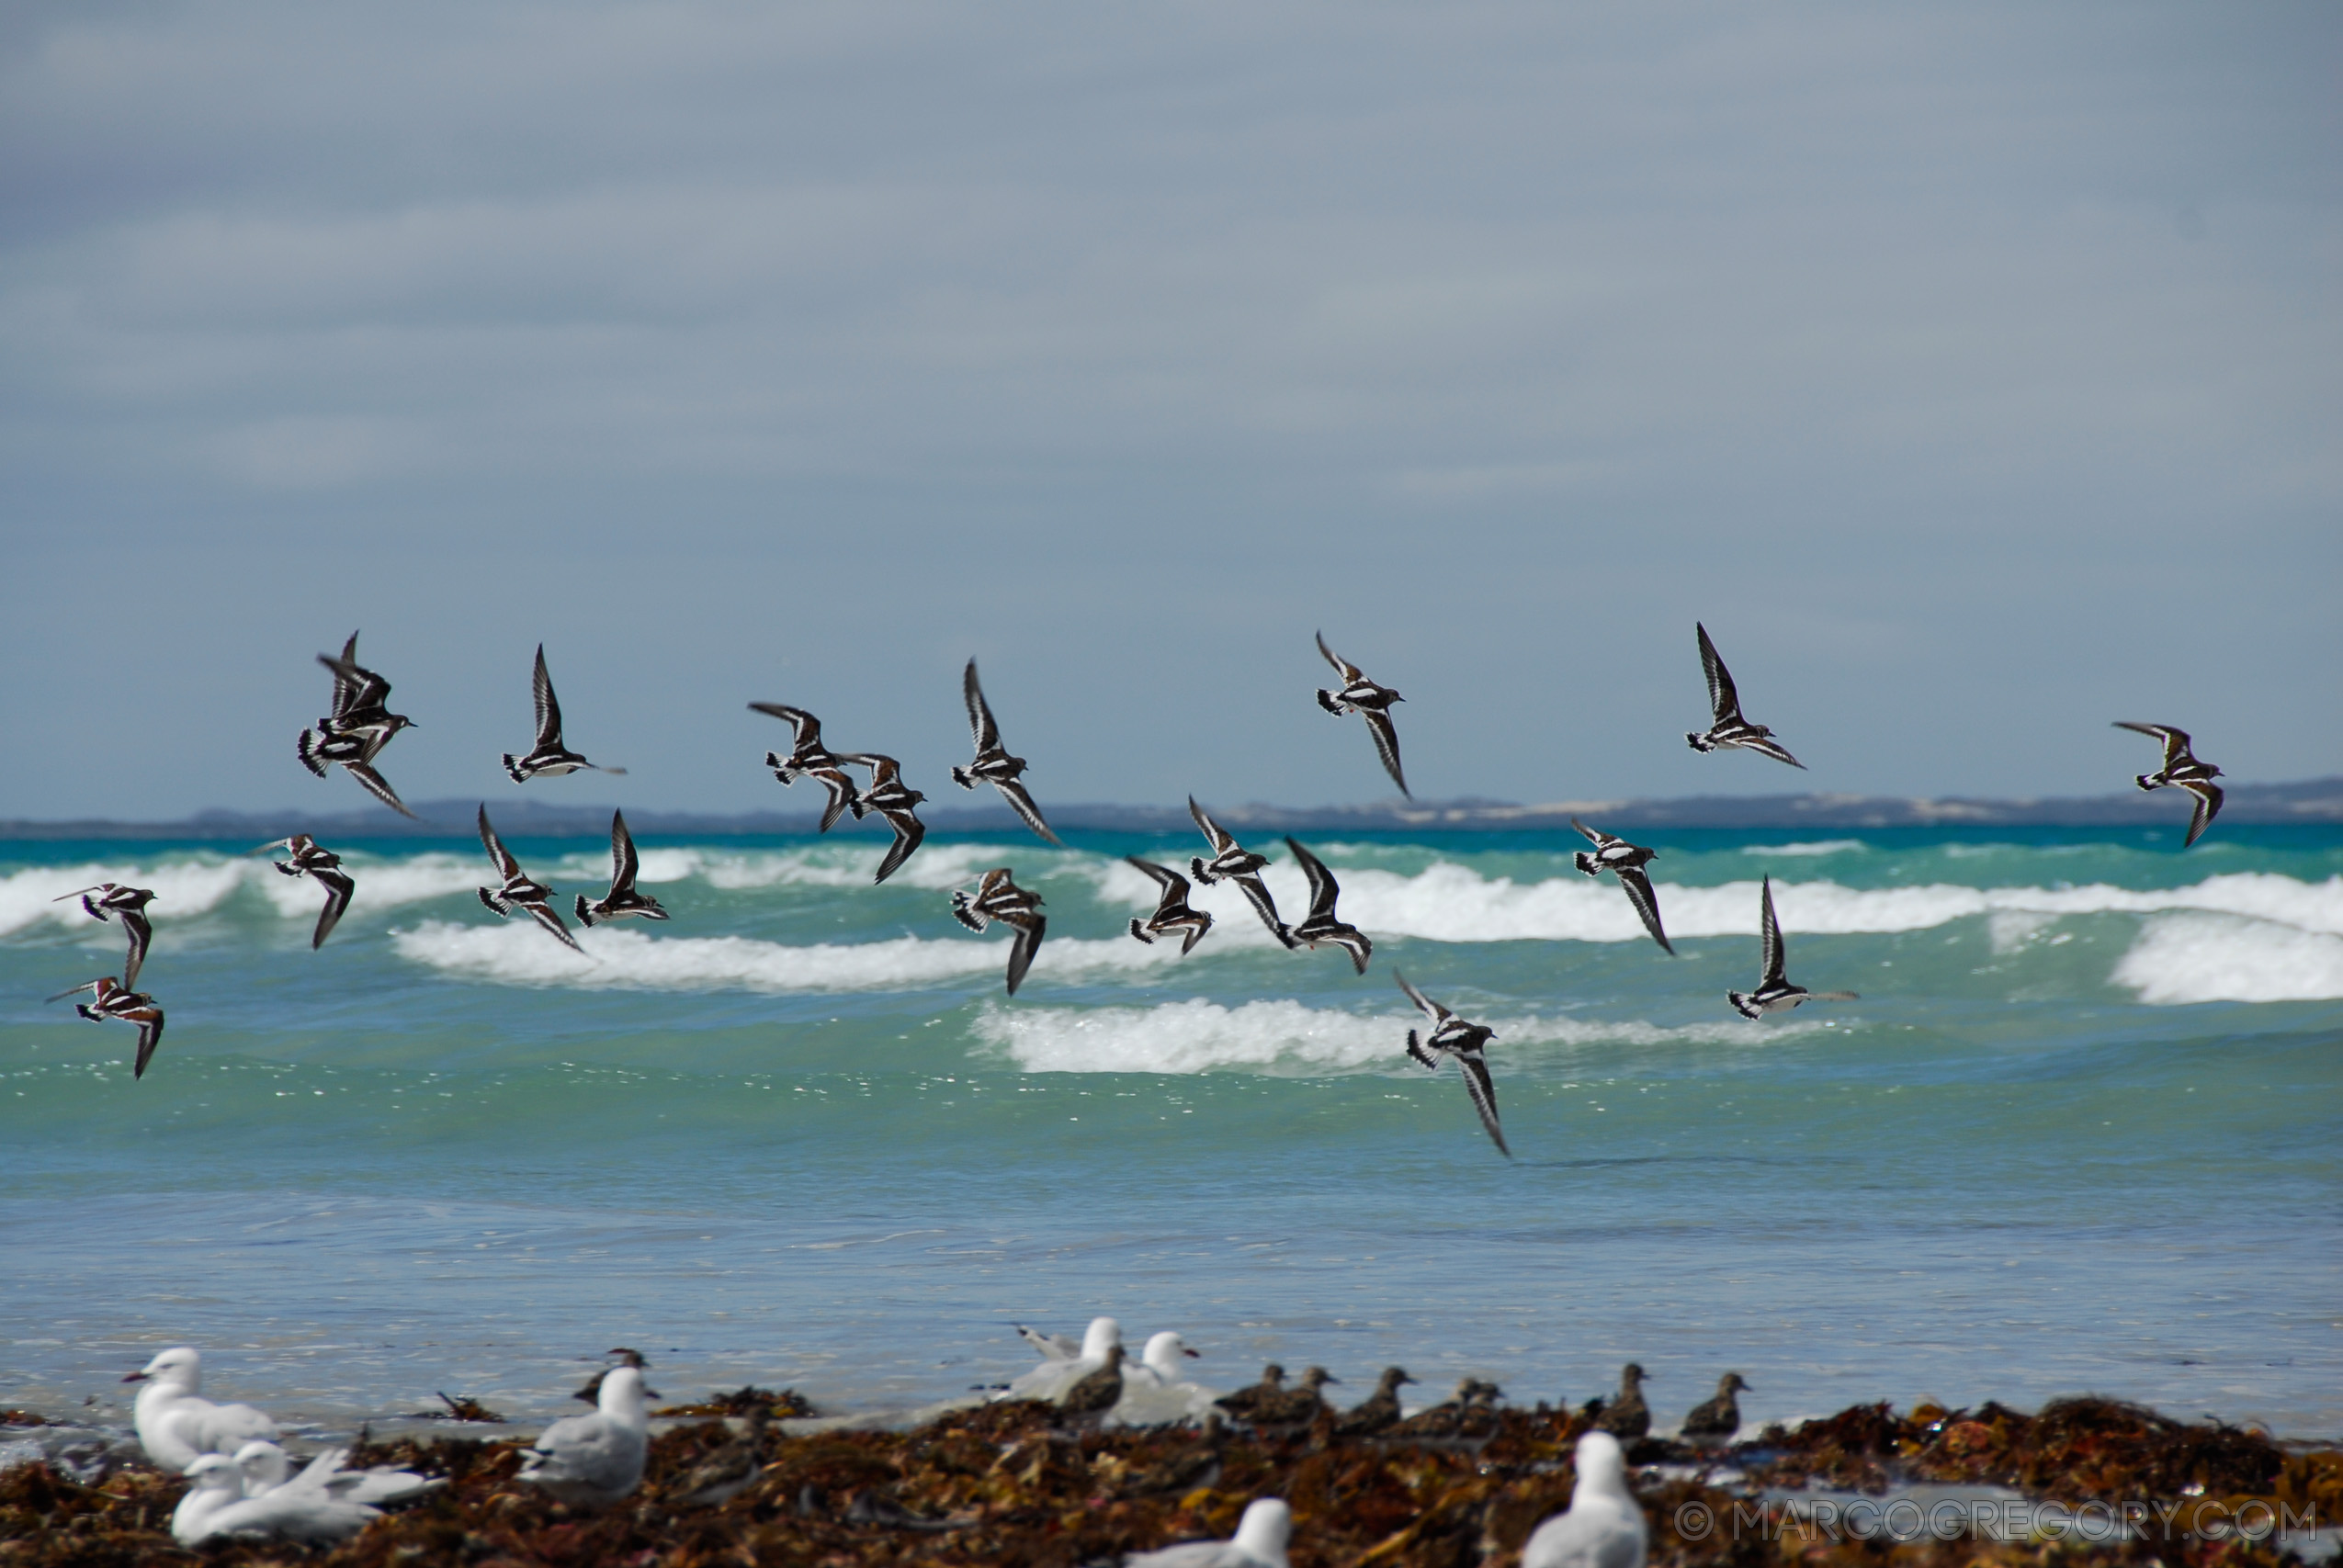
top-left (475, 805), bottom-right (583, 953)
top-left (2113, 722), bottom-right (2224, 847)
top-left (1284, 838), bottom-right (1372, 974)
top-left (951, 660), bottom-right (1061, 845)
top-left (256, 837), bottom-right (356, 949)
top-left (1570, 819), bottom-right (1674, 955)
top-left (1125, 857), bottom-right (1214, 954)
top-left (750, 703), bottom-right (861, 831)
top-left (1727, 876), bottom-right (1855, 1019)
top-left (1685, 622), bottom-right (1804, 768)
top-left (298, 633), bottom-right (418, 818)
top-left (838, 752), bottom-right (927, 884)
top-left (1314, 632), bottom-right (1409, 796)
top-left (1397, 970), bottom-right (1508, 1156)
top-left (951, 867), bottom-right (1047, 995)
top-left (574, 810), bottom-right (669, 927)
top-left (52, 882), bottom-right (156, 987)
top-left (1188, 797), bottom-right (1296, 948)
top-left (49, 977), bottom-right (166, 1078)
top-left (504, 645), bottom-right (627, 783)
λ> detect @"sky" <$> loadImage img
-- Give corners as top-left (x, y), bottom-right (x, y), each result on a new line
top-left (2, 2), bottom-right (2337, 822)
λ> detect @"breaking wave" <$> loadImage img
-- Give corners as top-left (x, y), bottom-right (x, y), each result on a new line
top-left (2109, 915), bottom-right (2343, 1005)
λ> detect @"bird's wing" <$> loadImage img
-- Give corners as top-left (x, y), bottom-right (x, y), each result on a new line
top-left (319, 636), bottom-right (361, 719)
top-left (1744, 734), bottom-right (1805, 770)
top-left (1696, 622), bottom-right (1740, 723)
top-left (530, 645), bottom-right (562, 749)
top-left (1335, 926), bottom-right (1372, 975)
top-left (479, 806), bottom-right (522, 880)
top-left (1393, 970), bottom-right (1446, 1026)
top-left (119, 909), bottom-right (152, 990)
top-left (345, 762), bottom-right (417, 818)
top-left (1570, 817), bottom-right (1612, 849)
top-left (813, 769), bottom-right (859, 833)
top-left (610, 810), bottom-right (640, 892)
top-left (1361, 707), bottom-right (1409, 796)
top-left (874, 814), bottom-right (924, 885)
top-left (525, 900), bottom-right (585, 953)
top-left (1758, 876), bottom-right (1787, 988)
top-left (993, 777), bottom-right (1062, 846)
top-left (1001, 911), bottom-right (1046, 996)
top-left (1233, 875), bottom-right (1290, 943)
top-left (963, 659), bottom-right (1001, 751)
top-left (1285, 838), bottom-right (1339, 920)
top-left (311, 870), bottom-right (356, 949)
top-left (2114, 721), bottom-right (2189, 770)
top-left (132, 1010), bottom-right (166, 1079)
top-left (748, 703), bottom-right (818, 748)
top-left (1189, 795), bottom-right (1235, 853)
top-left (1316, 630), bottom-right (1364, 683)
top-left (1613, 867), bottom-right (1674, 955)
top-left (2182, 780), bottom-right (2224, 847)
top-left (1456, 1053), bottom-right (1510, 1156)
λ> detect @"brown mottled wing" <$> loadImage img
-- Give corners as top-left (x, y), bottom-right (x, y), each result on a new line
top-left (750, 703), bottom-right (820, 749)
top-left (2113, 721), bottom-right (2190, 773)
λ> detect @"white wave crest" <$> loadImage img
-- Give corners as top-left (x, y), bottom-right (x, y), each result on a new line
top-left (1740, 840), bottom-right (1868, 858)
top-left (2111, 915), bottom-right (2343, 1004)
top-left (0, 862), bottom-right (248, 936)
top-left (973, 998), bottom-right (1824, 1074)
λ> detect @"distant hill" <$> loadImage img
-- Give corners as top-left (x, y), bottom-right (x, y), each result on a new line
top-left (4, 778), bottom-right (2338, 840)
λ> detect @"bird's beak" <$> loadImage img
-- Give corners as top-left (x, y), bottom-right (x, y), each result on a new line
top-left (121, 1371), bottom-right (149, 1383)
top-left (1183, 1348), bottom-right (1202, 1359)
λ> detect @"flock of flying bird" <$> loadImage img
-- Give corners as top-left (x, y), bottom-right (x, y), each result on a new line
top-left (44, 626), bottom-right (2228, 1156)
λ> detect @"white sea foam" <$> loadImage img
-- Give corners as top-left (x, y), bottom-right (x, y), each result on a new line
top-left (1740, 840), bottom-right (1868, 858)
top-left (972, 998), bottom-right (1824, 1074)
top-left (0, 862), bottom-right (248, 936)
top-left (2110, 915), bottom-right (2343, 1005)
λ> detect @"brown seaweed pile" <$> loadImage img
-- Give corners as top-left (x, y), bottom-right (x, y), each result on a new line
top-left (0, 1393), bottom-right (2331, 1567)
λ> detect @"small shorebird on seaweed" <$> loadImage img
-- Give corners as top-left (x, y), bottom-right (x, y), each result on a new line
top-left (1396, 970), bottom-right (1508, 1156)
top-left (2113, 722), bottom-right (2224, 847)
top-left (52, 882), bottom-right (156, 987)
top-left (256, 836), bottom-right (355, 949)
top-left (475, 805), bottom-right (583, 953)
top-left (1570, 818), bottom-right (1674, 954)
top-left (1727, 876), bottom-right (1854, 1020)
top-left (838, 752), bottom-right (927, 884)
top-left (49, 976), bottom-right (166, 1078)
top-left (1686, 622), bottom-right (1804, 768)
top-left (1213, 1365), bottom-right (1286, 1421)
top-left (575, 810), bottom-right (669, 928)
top-left (749, 702), bottom-right (860, 831)
top-left (951, 867), bottom-right (1047, 995)
top-left (951, 660), bottom-right (1061, 846)
top-left (298, 633), bottom-right (418, 818)
top-left (1591, 1363), bottom-right (1651, 1440)
top-left (1332, 1367), bottom-right (1417, 1438)
top-left (1285, 838), bottom-right (1372, 974)
top-left (504, 645), bottom-right (627, 783)
top-left (1188, 797), bottom-right (1295, 948)
top-left (1126, 857), bottom-right (1214, 954)
top-left (1681, 1371), bottom-right (1750, 1445)
top-left (1314, 632), bottom-right (1409, 796)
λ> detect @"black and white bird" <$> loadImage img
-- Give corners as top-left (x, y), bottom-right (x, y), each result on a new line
top-left (1314, 632), bottom-right (1409, 796)
top-left (504, 645), bottom-right (627, 783)
top-left (1188, 797), bottom-right (1296, 947)
top-left (49, 977), bottom-right (166, 1079)
top-left (749, 703), bottom-right (861, 832)
top-left (2114, 722), bottom-right (2225, 848)
top-left (1569, 819), bottom-right (1674, 955)
top-left (256, 837), bottom-right (355, 949)
top-left (575, 810), bottom-right (669, 927)
top-left (1396, 970), bottom-right (1508, 1156)
top-left (1125, 857), bottom-right (1214, 954)
top-left (298, 633), bottom-right (418, 818)
top-left (951, 660), bottom-right (1061, 846)
top-left (1727, 876), bottom-right (1855, 1020)
top-left (52, 882), bottom-right (156, 987)
top-left (476, 805), bottom-right (583, 953)
top-left (950, 867), bottom-right (1047, 996)
top-left (1284, 838), bottom-right (1372, 974)
top-left (1685, 622), bottom-right (1803, 768)
top-left (838, 752), bottom-right (927, 884)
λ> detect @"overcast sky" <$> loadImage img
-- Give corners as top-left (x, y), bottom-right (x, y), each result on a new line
top-left (2, 2), bottom-right (2336, 822)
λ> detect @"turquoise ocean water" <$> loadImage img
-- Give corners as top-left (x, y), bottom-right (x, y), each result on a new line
top-left (3, 822), bottom-right (2338, 1443)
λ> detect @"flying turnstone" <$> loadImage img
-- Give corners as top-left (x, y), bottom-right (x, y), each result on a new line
top-left (475, 805), bottom-right (583, 953)
top-left (837, 752), bottom-right (927, 883)
top-left (1125, 856), bottom-right (1215, 954)
top-left (1686, 622), bottom-right (1803, 768)
top-left (1315, 632), bottom-right (1409, 795)
top-left (256, 837), bottom-right (355, 949)
top-left (1591, 1363), bottom-right (1650, 1440)
top-left (951, 659), bottom-right (1062, 846)
top-left (1569, 818), bottom-right (1674, 955)
top-left (2113, 722), bottom-right (2225, 847)
top-left (298, 633), bottom-right (419, 818)
top-left (1188, 797), bottom-right (1296, 947)
top-left (575, 809), bottom-right (670, 927)
top-left (1727, 876), bottom-right (1855, 1020)
top-left (749, 703), bottom-right (861, 831)
top-left (49, 977), bottom-right (166, 1078)
top-left (1397, 970), bottom-right (1508, 1156)
top-left (950, 867), bottom-right (1047, 995)
top-left (52, 882), bottom-right (156, 988)
top-left (1284, 838), bottom-right (1372, 973)
top-left (504, 645), bottom-right (627, 783)
top-left (1680, 1371), bottom-right (1749, 1446)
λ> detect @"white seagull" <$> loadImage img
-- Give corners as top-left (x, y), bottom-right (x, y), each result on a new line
top-left (234, 1438), bottom-right (440, 1506)
top-left (996, 1315), bottom-right (1121, 1403)
top-left (1126, 1497), bottom-right (1293, 1568)
top-left (1522, 1430), bottom-right (1647, 1568)
top-left (123, 1347), bottom-right (277, 1472)
top-left (519, 1363), bottom-right (651, 1507)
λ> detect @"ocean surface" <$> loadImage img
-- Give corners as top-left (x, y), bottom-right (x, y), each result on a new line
top-left (3, 820), bottom-right (2339, 1449)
